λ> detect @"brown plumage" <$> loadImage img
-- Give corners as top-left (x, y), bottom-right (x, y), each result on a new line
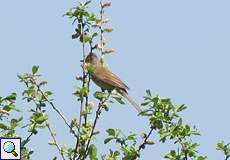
top-left (85, 53), bottom-right (143, 113)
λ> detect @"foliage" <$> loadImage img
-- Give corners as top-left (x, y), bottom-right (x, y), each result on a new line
top-left (0, 0), bottom-right (228, 160)
top-left (217, 141), bottom-right (230, 160)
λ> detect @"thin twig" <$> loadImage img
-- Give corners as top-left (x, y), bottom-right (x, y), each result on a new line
top-left (22, 123), bottom-right (37, 146)
top-left (99, 1), bottom-right (104, 55)
top-left (74, 17), bottom-right (88, 160)
top-left (46, 121), bottom-right (66, 160)
top-left (137, 127), bottom-right (154, 154)
top-left (22, 87), bottom-right (40, 147)
top-left (79, 3), bottom-right (107, 159)
top-left (84, 41), bottom-right (93, 125)
top-left (25, 82), bottom-right (74, 159)
top-left (35, 84), bottom-right (79, 138)
top-left (81, 93), bottom-right (111, 160)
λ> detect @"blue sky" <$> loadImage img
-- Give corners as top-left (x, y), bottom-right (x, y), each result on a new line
top-left (0, 0), bottom-right (230, 159)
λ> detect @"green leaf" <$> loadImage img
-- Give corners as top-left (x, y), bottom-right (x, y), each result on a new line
top-left (10, 117), bottom-right (23, 128)
top-left (84, 0), bottom-right (92, 6)
top-left (178, 118), bottom-right (182, 126)
top-left (48, 141), bottom-right (55, 145)
top-left (146, 89), bottom-right (152, 97)
top-left (170, 150), bottom-right (176, 156)
top-left (112, 96), bottom-right (125, 105)
top-left (114, 151), bottom-right (120, 157)
top-left (104, 137), bottom-right (113, 144)
top-left (28, 126), bottom-right (38, 134)
top-left (64, 11), bottom-right (73, 18)
top-left (86, 63), bottom-right (96, 74)
top-left (126, 134), bottom-right (136, 141)
top-left (0, 123), bottom-right (8, 130)
top-left (93, 91), bottom-right (107, 101)
top-left (106, 128), bottom-right (116, 136)
top-left (197, 156), bottom-right (207, 160)
top-left (87, 13), bottom-right (96, 21)
top-left (141, 101), bottom-right (151, 106)
top-left (177, 104), bottom-right (187, 112)
top-left (32, 65), bottom-right (39, 74)
top-left (88, 144), bottom-right (97, 160)
top-left (28, 150), bottom-right (34, 156)
top-left (3, 105), bottom-right (21, 112)
top-left (5, 93), bottom-right (17, 102)
top-left (80, 33), bottom-right (92, 43)
top-left (72, 33), bottom-right (80, 39)
top-left (35, 114), bottom-right (48, 124)
top-left (45, 91), bottom-right (53, 96)
top-left (36, 125), bottom-right (46, 129)
top-left (92, 32), bottom-right (98, 38)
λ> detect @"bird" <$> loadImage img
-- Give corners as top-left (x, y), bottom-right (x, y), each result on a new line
top-left (85, 52), bottom-right (143, 113)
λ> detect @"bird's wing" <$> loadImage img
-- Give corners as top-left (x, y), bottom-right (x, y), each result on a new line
top-left (93, 67), bottom-right (129, 91)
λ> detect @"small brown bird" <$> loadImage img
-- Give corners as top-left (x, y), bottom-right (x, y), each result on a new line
top-left (85, 53), bottom-right (143, 113)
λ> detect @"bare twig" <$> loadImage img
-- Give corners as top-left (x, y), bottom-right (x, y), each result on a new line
top-left (46, 122), bottom-right (66, 160)
top-left (99, 1), bottom-right (104, 55)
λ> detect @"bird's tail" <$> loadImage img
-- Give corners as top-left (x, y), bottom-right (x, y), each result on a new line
top-left (122, 92), bottom-right (143, 113)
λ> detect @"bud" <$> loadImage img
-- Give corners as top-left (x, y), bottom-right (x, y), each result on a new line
top-left (34, 91), bottom-right (40, 97)
top-left (39, 81), bottom-right (48, 87)
top-left (146, 140), bottom-right (155, 145)
top-left (0, 109), bottom-right (9, 115)
top-left (48, 141), bottom-right (55, 146)
top-left (102, 18), bottom-right (111, 24)
top-left (103, 48), bottom-right (115, 54)
top-left (94, 44), bottom-right (102, 50)
top-left (96, 18), bottom-right (111, 25)
top-left (140, 133), bottom-right (147, 139)
top-left (103, 27), bottom-right (113, 33)
top-left (102, 37), bottom-right (107, 45)
top-left (90, 21), bottom-right (99, 28)
top-left (95, 19), bottom-right (103, 24)
top-left (93, 130), bottom-right (100, 135)
top-left (87, 102), bottom-right (94, 111)
top-left (102, 2), bottom-right (111, 8)
top-left (76, 76), bottom-right (83, 81)
top-left (30, 78), bottom-right (36, 84)
top-left (44, 92), bottom-right (49, 99)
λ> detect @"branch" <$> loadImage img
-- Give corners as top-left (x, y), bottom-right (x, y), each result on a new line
top-left (74, 17), bottom-right (88, 160)
top-left (137, 127), bottom-right (154, 156)
top-left (81, 93), bottom-right (111, 160)
top-left (46, 122), bottom-right (66, 160)
top-left (22, 123), bottom-right (37, 147)
top-left (35, 84), bottom-right (79, 139)
top-left (99, 1), bottom-right (104, 55)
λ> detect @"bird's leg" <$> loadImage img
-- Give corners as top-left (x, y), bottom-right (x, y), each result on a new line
top-left (107, 90), bottom-right (112, 98)
top-left (101, 88), bottom-right (105, 92)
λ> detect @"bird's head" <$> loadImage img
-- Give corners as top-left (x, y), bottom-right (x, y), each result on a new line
top-left (85, 53), bottom-right (100, 66)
